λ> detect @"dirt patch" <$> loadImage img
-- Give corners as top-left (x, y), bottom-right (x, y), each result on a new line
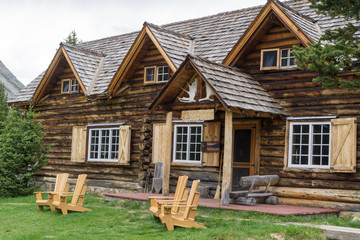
top-left (270, 233), bottom-right (285, 240)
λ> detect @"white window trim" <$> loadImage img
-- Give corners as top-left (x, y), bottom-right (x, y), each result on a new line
top-left (157, 66), bottom-right (169, 82)
top-left (288, 121), bottom-right (331, 169)
top-left (280, 48), bottom-right (296, 69)
top-left (87, 127), bottom-right (119, 163)
top-left (70, 79), bottom-right (79, 93)
top-left (173, 124), bottom-right (203, 164)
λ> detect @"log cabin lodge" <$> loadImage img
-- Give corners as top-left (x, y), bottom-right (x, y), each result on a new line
top-left (9, 0), bottom-right (360, 210)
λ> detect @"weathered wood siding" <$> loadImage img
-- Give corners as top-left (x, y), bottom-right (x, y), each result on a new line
top-left (34, 40), bottom-right (171, 193)
top-left (234, 23), bottom-right (360, 210)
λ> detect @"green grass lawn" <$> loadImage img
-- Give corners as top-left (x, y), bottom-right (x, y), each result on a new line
top-left (0, 195), bottom-right (359, 240)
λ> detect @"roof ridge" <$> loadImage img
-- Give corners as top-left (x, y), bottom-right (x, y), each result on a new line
top-left (162, 4), bottom-right (265, 29)
top-left (144, 22), bottom-right (194, 40)
top-left (276, 0), bottom-right (317, 23)
top-left (79, 30), bottom-right (139, 46)
top-left (188, 54), bottom-right (248, 75)
top-left (61, 42), bottom-right (106, 57)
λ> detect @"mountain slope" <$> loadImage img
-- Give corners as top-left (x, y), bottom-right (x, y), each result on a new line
top-left (0, 60), bottom-right (24, 98)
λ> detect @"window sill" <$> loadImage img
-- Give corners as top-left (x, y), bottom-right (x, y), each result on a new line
top-left (143, 81), bottom-right (168, 86)
top-left (171, 162), bottom-right (203, 167)
top-left (283, 167), bottom-right (331, 173)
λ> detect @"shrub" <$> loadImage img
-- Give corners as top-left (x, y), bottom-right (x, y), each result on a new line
top-left (0, 106), bottom-right (49, 197)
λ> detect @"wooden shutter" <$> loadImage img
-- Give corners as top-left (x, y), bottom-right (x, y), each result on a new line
top-left (202, 122), bottom-right (221, 166)
top-left (118, 125), bottom-right (131, 165)
top-left (330, 118), bottom-right (357, 173)
top-left (152, 123), bottom-right (167, 163)
top-left (71, 126), bottom-right (87, 162)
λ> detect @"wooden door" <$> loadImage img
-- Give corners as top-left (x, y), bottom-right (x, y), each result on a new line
top-left (231, 125), bottom-right (255, 191)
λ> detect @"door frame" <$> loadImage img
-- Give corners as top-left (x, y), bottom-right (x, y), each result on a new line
top-left (230, 120), bottom-right (261, 191)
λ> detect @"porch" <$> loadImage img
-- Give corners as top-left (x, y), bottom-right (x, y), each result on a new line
top-left (103, 192), bottom-right (339, 217)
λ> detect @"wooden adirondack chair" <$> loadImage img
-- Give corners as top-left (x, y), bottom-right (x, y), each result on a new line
top-left (52, 174), bottom-right (91, 215)
top-left (34, 173), bottom-right (69, 211)
top-left (149, 175), bottom-right (188, 217)
top-left (159, 179), bottom-right (206, 231)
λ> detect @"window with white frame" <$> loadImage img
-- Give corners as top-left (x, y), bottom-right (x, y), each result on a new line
top-left (157, 66), bottom-right (169, 82)
top-left (280, 49), bottom-right (296, 68)
top-left (173, 124), bottom-right (203, 163)
top-left (144, 66), bottom-right (169, 84)
top-left (88, 127), bottom-right (119, 162)
top-left (288, 122), bottom-right (331, 169)
top-left (71, 79), bottom-right (79, 92)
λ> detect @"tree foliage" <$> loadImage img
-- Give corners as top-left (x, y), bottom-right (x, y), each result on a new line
top-left (64, 30), bottom-right (82, 46)
top-left (0, 83), bottom-right (8, 133)
top-left (0, 106), bottom-right (49, 197)
top-left (292, 0), bottom-right (360, 90)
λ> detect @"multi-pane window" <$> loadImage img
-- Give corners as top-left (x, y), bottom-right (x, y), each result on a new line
top-left (88, 127), bottom-right (119, 162)
top-left (280, 49), bottom-right (296, 68)
top-left (71, 79), bottom-right (79, 92)
top-left (144, 66), bottom-right (169, 84)
top-left (173, 125), bottom-right (203, 163)
top-left (61, 79), bottom-right (79, 93)
top-left (157, 66), bottom-right (169, 82)
top-left (288, 122), bottom-right (331, 168)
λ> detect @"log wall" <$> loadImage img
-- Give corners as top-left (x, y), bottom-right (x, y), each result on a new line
top-left (34, 40), bottom-right (170, 193)
top-left (234, 23), bottom-right (360, 210)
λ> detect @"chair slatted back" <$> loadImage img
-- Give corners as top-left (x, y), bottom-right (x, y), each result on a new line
top-left (71, 174), bottom-right (87, 205)
top-left (172, 176), bottom-right (188, 213)
top-left (183, 180), bottom-right (200, 219)
top-left (53, 173), bottom-right (69, 202)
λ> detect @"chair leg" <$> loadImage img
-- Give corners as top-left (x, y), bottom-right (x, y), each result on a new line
top-left (162, 207), bottom-right (174, 231)
top-left (49, 204), bottom-right (55, 211)
top-left (38, 205), bottom-right (44, 211)
top-left (48, 194), bottom-right (55, 211)
top-left (61, 207), bottom-right (68, 215)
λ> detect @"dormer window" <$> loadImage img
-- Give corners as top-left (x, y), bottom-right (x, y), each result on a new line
top-left (260, 49), bottom-right (279, 70)
top-left (144, 66), bottom-right (169, 84)
top-left (280, 49), bottom-right (296, 68)
top-left (260, 48), bottom-right (296, 70)
top-left (61, 79), bottom-right (79, 94)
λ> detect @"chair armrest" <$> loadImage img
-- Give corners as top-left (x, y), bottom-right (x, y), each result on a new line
top-left (162, 205), bottom-right (197, 208)
top-left (148, 196), bottom-right (174, 199)
top-left (157, 199), bottom-right (186, 204)
top-left (34, 191), bottom-right (54, 194)
top-left (58, 192), bottom-right (84, 197)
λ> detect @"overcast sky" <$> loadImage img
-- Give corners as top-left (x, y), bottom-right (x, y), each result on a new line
top-left (0, 0), bottom-right (267, 85)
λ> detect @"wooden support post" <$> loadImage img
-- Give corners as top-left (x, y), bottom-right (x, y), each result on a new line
top-left (163, 111), bottom-right (172, 196)
top-left (221, 110), bottom-right (233, 205)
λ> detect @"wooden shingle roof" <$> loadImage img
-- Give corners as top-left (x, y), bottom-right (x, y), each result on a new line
top-left (11, 0), bottom-right (360, 104)
top-left (190, 56), bottom-right (285, 115)
top-left (150, 55), bottom-right (285, 116)
top-left (62, 43), bottom-right (105, 93)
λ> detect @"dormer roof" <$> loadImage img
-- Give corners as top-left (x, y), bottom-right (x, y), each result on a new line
top-left (150, 55), bottom-right (285, 116)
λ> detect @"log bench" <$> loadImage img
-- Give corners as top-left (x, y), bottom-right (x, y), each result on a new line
top-left (229, 175), bottom-right (279, 206)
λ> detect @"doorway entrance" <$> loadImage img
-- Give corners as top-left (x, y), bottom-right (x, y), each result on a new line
top-left (231, 125), bottom-right (255, 191)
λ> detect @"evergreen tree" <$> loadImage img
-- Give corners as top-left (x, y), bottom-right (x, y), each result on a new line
top-left (292, 0), bottom-right (360, 90)
top-left (0, 106), bottom-right (49, 197)
top-left (0, 83), bottom-right (8, 133)
top-left (64, 30), bottom-right (82, 46)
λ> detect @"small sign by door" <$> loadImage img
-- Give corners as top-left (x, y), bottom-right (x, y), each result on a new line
top-left (201, 141), bottom-right (220, 152)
